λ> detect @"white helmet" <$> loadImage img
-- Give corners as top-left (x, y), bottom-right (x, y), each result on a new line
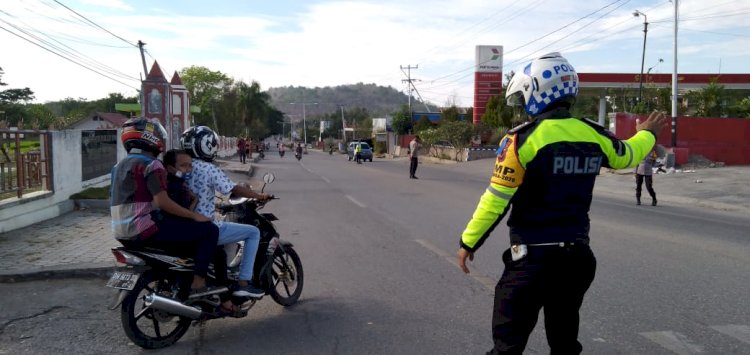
top-left (505, 52), bottom-right (579, 116)
top-left (180, 126), bottom-right (219, 161)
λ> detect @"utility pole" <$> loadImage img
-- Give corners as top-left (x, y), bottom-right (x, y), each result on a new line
top-left (137, 40), bottom-right (148, 79)
top-left (401, 64), bottom-right (418, 127)
top-left (671, 0), bottom-right (679, 147)
top-left (339, 104), bottom-right (346, 141)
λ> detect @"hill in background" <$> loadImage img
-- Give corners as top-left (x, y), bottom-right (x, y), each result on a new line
top-left (267, 83), bottom-right (438, 117)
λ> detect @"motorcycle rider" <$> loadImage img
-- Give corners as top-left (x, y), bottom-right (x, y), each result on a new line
top-left (295, 143), bottom-right (303, 159)
top-left (110, 117), bottom-right (219, 294)
top-left (181, 126), bottom-right (270, 299)
top-left (456, 53), bottom-right (667, 354)
top-left (162, 149), bottom-right (236, 313)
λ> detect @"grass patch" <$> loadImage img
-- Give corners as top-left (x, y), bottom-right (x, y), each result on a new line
top-left (70, 185), bottom-right (110, 200)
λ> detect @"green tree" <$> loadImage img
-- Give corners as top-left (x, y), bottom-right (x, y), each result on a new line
top-left (179, 66), bottom-right (233, 130)
top-left (441, 105), bottom-right (460, 122)
top-left (685, 77), bottom-right (726, 117)
top-left (391, 104), bottom-right (412, 135)
top-left (438, 120), bottom-right (474, 160)
top-left (737, 96), bottom-right (750, 118)
top-left (235, 80), bottom-right (270, 136)
top-left (414, 115), bottom-right (432, 133)
top-left (0, 67), bottom-right (35, 125)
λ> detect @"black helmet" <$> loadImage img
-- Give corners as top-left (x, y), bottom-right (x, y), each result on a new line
top-left (121, 117), bottom-right (168, 155)
top-left (180, 126), bottom-right (219, 161)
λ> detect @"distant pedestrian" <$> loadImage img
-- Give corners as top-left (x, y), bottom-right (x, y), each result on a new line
top-left (636, 148), bottom-right (658, 206)
top-left (409, 135), bottom-right (422, 179)
top-left (237, 137), bottom-right (247, 164)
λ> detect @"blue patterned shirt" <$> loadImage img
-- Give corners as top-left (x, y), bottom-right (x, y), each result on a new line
top-left (186, 159), bottom-right (236, 224)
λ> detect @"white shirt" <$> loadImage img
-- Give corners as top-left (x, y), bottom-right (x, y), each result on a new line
top-left (186, 159), bottom-right (236, 223)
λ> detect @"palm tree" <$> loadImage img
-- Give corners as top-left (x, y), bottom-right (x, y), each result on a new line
top-left (236, 80), bottom-right (271, 138)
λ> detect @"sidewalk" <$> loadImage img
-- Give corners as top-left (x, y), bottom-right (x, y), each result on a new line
top-left (0, 156), bottom-right (254, 282)
top-left (0, 157), bottom-right (747, 282)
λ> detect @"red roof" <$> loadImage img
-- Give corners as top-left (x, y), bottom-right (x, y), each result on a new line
top-left (94, 112), bottom-right (129, 127)
top-left (146, 61), bottom-right (167, 82)
top-left (170, 71), bottom-right (183, 85)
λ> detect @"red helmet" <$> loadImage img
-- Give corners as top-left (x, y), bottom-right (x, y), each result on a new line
top-left (121, 117), bottom-right (168, 155)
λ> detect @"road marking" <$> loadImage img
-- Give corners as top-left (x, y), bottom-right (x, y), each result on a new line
top-left (414, 239), bottom-right (496, 291)
top-left (345, 195), bottom-right (366, 208)
top-left (710, 324), bottom-right (750, 346)
top-left (639, 331), bottom-right (704, 354)
top-left (321, 176), bottom-right (331, 184)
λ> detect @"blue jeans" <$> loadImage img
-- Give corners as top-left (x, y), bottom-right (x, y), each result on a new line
top-left (217, 221), bottom-right (260, 282)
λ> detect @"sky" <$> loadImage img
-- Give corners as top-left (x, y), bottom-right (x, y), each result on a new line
top-left (1, 0), bottom-right (749, 107)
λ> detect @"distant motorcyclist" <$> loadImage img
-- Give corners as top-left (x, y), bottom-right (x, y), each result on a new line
top-left (295, 143), bottom-right (303, 160)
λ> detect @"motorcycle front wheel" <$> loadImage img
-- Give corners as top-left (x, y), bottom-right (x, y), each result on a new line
top-left (268, 247), bottom-right (304, 306)
top-left (121, 271), bottom-right (192, 349)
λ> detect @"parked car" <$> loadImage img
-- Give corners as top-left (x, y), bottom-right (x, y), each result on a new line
top-left (347, 142), bottom-right (373, 162)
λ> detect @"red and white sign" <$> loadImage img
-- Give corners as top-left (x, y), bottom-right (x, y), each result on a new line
top-left (473, 47), bottom-right (503, 124)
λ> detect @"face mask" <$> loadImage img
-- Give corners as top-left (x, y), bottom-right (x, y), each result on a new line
top-left (175, 171), bottom-right (193, 180)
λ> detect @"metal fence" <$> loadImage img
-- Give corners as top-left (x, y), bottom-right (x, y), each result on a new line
top-left (0, 130), bottom-right (53, 199)
top-left (81, 130), bottom-right (117, 181)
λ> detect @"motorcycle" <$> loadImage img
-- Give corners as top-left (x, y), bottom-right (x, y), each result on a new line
top-left (279, 149), bottom-right (285, 158)
top-left (295, 151), bottom-right (302, 161)
top-left (106, 173), bottom-right (303, 349)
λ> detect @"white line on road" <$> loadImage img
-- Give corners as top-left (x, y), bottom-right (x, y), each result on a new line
top-left (321, 176), bottom-right (331, 184)
top-left (710, 324), bottom-right (750, 346)
top-left (345, 195), bottom-right (366, 208)
top-left (639, 331), bottom-right (704, 354)
top-left (414, 239), bottom-right (496, 291)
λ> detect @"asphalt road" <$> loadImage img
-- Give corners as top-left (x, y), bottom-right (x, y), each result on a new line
top-left (1, 150), bottom-right (747, 354)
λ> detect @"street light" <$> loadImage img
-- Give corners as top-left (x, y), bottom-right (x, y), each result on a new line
top-left (647, 58), bottom-right (664, 75)
top-left (633, 10), bottom-right (649, 104)
top-left (289, 100), bottom-right (318, 146)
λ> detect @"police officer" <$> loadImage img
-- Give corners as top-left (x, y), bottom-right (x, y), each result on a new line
top-left (456, 52), bottom-right (667, 354)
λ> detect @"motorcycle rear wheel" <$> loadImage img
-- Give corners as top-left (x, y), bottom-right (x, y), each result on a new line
top-left (121, 271), bottom-right (192, 349)
top-left (268, 247), bottom-right (304, 306)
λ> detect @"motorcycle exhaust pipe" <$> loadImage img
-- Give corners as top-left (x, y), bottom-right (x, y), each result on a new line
top-left (144, 294), bottom-right (203, 320)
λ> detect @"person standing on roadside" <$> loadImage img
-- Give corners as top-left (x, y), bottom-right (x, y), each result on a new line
top-left (237, 137), bottom-right (247, 164)
top-left (456, 53), bottom-right (667, 354)
top-left (354, 142), bottom-right (362, 164)
top-left (635, 147), bottom-right (658, 206)
top-left (409, 135), bottom-right (422, 179)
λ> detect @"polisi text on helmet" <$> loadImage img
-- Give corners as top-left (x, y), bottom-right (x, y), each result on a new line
top-left (553, 64), bottom-right (575, 75)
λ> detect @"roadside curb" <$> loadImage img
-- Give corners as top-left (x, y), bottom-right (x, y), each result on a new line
top-left (0, 265), bottom-right (115, 283)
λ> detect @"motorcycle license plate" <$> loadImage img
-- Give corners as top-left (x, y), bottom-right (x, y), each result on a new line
top-left (106, 271), bottom-right (140, 290)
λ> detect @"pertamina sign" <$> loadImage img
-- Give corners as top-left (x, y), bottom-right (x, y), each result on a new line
top-left (473, 45), bottom-right (503, 124)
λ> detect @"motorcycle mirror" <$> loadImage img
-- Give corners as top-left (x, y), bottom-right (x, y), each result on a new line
top-left (263, 173), bottom-right (276, 184)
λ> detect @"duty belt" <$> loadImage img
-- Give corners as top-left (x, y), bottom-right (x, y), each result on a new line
top-left (525, 240), bottom-right (589, 247)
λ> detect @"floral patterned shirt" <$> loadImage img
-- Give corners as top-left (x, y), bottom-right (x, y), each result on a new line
top-left (186, 159), bottom-right (236, 224)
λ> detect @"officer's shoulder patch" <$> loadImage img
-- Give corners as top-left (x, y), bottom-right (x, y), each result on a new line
top-left (491, 134), bottom-right (525, 188)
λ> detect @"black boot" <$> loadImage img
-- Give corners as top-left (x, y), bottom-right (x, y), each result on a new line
top-left (636, 196), bottom-right (641, 205)
top-left (652, 198), bottom-right (657, 206)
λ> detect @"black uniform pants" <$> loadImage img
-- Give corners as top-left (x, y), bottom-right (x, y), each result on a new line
top-left (409, 157), bottom-right (418, 177)
top-left (490, 244), bottom-right (596, 355)
top-left (635, 174), bottom-right (656, 200)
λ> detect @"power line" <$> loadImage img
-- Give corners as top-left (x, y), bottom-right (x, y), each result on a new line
top-left (422, 0), bottom-right (626, 87)
top-left (0, 23), bottom-right (139, 90)
top-left (51, 0), bottom-right (136, 48)
top-left (0, 10), bottom-right (138, 81)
